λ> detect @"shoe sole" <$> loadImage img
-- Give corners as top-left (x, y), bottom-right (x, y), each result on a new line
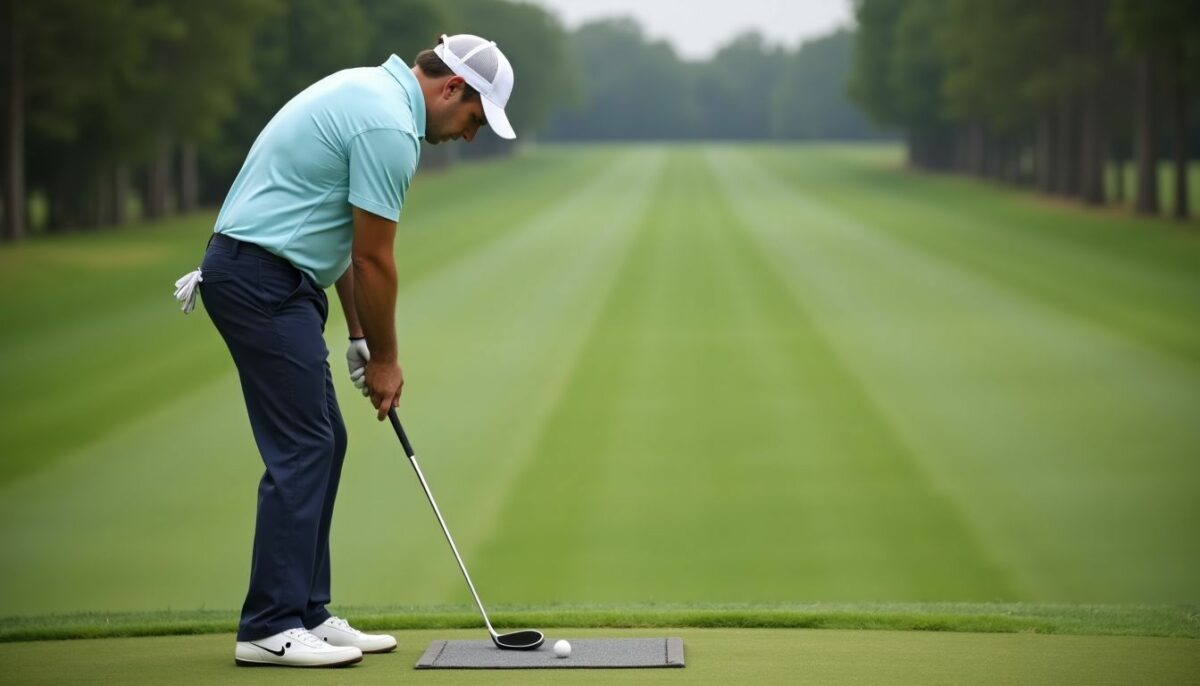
top-left (235, 654), bottom-right (362, 668)
top-left (313, 635), bottom-right (398, 654)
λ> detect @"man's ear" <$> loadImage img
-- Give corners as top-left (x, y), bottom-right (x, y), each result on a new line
top-left (443, 75), bottom-right (467, 100)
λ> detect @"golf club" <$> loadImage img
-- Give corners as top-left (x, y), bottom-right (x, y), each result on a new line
top-left (387, 409), bottom-right (545, 651)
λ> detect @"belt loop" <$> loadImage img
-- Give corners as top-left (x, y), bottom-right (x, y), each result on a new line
top-left (230, 238), bottom-right (241, 259)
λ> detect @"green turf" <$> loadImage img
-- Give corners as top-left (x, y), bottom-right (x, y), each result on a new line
top-left (0, 145), bottom-right (1197, 626)
top-left (2, 603), bottom-right (1197, 643)
top-left (4, 628), bottom-right (1197, 685)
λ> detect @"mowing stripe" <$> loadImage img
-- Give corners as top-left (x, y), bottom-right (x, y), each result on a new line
top-left (0, 149), bottom-right (664, 616)
top-left (330, 148), bottom-right (668, 606)
top-left (710, 146), bottom-right (1200, 603)
top-left (703, 154), bottom-right (1017, 600)
top-left (469, 149), bottom-right (1013, 604)
top-left (755, 147), bottom-right (1200, 366)
top-left (0, 150), bottom-right (610, 484)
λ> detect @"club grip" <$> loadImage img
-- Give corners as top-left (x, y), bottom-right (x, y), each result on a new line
top-left (387, 409), bottom-right (416, 457)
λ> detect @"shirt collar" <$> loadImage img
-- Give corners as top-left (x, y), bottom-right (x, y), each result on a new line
top-left (381, 55), bottom-right (426, 140)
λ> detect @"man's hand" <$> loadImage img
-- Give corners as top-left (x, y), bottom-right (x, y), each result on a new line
top-left (347, 338), bottom-right (370, 396)
top-left (365, 359), bottom-right (404, 420)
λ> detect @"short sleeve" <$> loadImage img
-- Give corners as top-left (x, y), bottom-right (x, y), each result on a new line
top-left (347, 129), bottom-right (420, 222)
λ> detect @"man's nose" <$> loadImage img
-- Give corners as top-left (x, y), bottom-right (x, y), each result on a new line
top-left (462, 126), bottom-right (476, 143)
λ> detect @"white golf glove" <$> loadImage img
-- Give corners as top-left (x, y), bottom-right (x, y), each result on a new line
top-left (173, 268), bottom-right (203, 314)
top-left (347, 337), bottom-right (370, 396)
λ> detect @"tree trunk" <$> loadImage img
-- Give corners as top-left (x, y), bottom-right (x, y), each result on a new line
top-left (47, 191), bottom-right (65, 233)
top-left (1036, 112), bottom-right (1054, 192)
top-left (1079, 87), bottom-right (1105, 205)
top-left (968, 124), bottom-right (985, 177)
top-left (1005, 138), bottom-right (1023, 185)
top-left (144, 138), bottom-right (173, 220)
top-left (47, 169), bottom-right (78, 232)
top-left (2, 4), bottom-right (26, 241)
top-left (1111, 147), bottom-right (1125, 205)
top-left (1055, 97), bottom-right (1080, 196)
top-left (920, 128), bottom-right (955, 171)
top-left (1012, 136), bottom-right (1032, 184)
top-left (179, 141), bottom-right (198, 212)
top-left (113, 163), bottom-right (129, 225)
top-left (1168, 90), bottom-right (1187, 220)
top-left (90, 170), bottom-right (109, 229)
top-left (981, 131), bottom-right (995, 179)
top-left (902, 135), bottom-right (921, 169)
top-left (1133, 54), bottom-right (1159, 216)
top-left (955, 127), bottom-right (966, 174)
top-left (1165, 44), bottom-right (1189, 221)
top-left (987, 135), bottom-right (1008, 181)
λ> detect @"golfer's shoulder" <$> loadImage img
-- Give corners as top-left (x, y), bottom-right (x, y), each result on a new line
top-left (327, 68), bottom-right (420, 142)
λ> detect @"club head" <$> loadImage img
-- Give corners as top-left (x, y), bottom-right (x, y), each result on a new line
top-left (491, 629), bottom-right (545, 651)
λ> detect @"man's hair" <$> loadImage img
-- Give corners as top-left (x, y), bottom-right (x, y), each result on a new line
top-left (414, 47), bottom-right (480, 100)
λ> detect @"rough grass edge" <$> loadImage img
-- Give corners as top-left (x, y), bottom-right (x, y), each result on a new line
top-left (2, 603), bottom-right (1197, 643)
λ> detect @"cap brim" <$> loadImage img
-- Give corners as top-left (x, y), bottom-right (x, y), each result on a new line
top-left (482, 97), bottom-right (516, 140)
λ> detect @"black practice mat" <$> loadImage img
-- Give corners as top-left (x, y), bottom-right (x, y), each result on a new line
top-left (415, 637), bottom-right (685, 669)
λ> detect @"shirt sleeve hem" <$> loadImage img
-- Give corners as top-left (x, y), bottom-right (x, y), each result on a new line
top-left (348, 193), bottom-right (400, 222)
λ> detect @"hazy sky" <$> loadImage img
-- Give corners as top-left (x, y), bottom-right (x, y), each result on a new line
top-left (523, 0), bottom-right (855, 60)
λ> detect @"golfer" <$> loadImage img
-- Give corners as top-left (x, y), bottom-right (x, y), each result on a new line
top-left (173, 34), bottom-right (516, 667)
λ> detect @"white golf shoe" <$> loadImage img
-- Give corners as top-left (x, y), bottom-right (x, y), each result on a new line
top-left (310, 616), bottom-right (398, 654)
top-left (235, 627), bottom-right (362, 667)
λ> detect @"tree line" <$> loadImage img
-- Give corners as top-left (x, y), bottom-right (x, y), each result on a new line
top-left (546, 18), bottom-right (880, 142)
top-left (0, 0), bottom-right (575, 241)
top-left (2, 1), bottom-right (895, 243)
top-left (8, 2), bottom-right (1197, 241)
top-left (849, 0), bottom-right (1200, 220)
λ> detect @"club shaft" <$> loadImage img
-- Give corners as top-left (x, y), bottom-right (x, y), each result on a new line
top-left (389, 412), bottom-right (496, 635)
top-left (406, 453), bottom-right (497, 634)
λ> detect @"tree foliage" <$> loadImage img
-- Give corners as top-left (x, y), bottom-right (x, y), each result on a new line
top-left (2, 0), bottom-right (586, 238)
top-left (548, 19), bottom-right (876, 142)
top-left (849, 0), bottom-right (1200, 218)
top-left (772, 30), bottom-right (876, 140)
top-left (548, 19), bottom-right (699, 141)
top-left (696, 32), bottom-right (785, 139)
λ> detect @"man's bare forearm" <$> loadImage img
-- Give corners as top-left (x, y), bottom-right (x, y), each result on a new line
top-left (351, 254), bottom-right (398, 363)
top-left (334, 268), bottom-right (364, 339)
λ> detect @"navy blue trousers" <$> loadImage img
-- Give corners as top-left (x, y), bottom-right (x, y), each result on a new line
top-left (199, 234), bottom-right (346, 641)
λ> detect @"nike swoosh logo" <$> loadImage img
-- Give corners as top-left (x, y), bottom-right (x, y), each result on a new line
top-left (250, 642), bottom-right (286, 657)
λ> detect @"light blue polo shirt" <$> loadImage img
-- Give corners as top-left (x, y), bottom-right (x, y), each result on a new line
top-left (214, 55), bottom-right (425, 288)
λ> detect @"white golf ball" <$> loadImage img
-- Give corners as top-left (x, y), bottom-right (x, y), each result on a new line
top-left (553, 639), bottom-right (571, 658)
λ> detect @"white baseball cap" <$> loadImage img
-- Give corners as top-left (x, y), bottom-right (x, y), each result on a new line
top-left (433, 33), bottom-right (516, 140)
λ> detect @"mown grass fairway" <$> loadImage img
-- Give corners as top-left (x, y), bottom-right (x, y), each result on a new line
top-left (0, 145), bottom-right (1197, 681)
